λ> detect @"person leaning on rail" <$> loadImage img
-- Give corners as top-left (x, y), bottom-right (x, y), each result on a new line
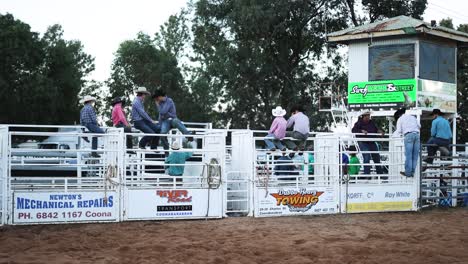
top-left (131, 87), bottom-right (161, 150)
top-left (424, 109), bottom-right (452, 164)
top-left (111, 96), bottom-right (133, 151)
top-left (79, 95), bottom-right (105, 158)
top-left (392, 108), bottom-right (420, 177)
top-left (351, 111), bottom-right (385, 177)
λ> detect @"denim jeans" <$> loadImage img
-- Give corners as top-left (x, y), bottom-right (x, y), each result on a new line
top-left (83, 123), bottom-right (104, 150)
top-left (358, 142), bottom-right (384, 175)
top-left (404, 132), bottom-right (420, 177)
top-left (426, 137), bottom-right (451, 163)
top-left (160, 118), bottom-right (190, 150)
top-left (284, 131), bottom-right (308, 150)
top-left (264, 133), bottom-right (285, 150)
top-left (115, 122), bottom-right (133, 150)
top-left (134, 120), bottom-right (161, 149)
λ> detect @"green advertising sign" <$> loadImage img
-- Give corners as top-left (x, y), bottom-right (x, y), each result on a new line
top-left (347, 79), bottom-right (417, 109)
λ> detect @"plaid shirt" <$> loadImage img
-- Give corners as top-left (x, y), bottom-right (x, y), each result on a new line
top-left (131, 97), bottom-right (153, 122)
top-left (80, 104), bottom-right (98, 125)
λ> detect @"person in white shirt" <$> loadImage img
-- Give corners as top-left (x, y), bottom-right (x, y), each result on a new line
top-left (393, 108), bottom-right (421, 177)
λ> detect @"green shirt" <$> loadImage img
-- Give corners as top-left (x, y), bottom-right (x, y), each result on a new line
top-left (165, 152), bottom-right (193, 176)
top-left (349, 156), bottom-right (360, 175)
top-left (308, 154), bottom-right (314, 174)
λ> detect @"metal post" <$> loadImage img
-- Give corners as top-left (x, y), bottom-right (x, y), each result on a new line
top-left (452, 115), bottom-right (457, 207)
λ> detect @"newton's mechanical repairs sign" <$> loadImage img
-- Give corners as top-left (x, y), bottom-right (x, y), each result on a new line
top-left (13, 192), bottom-right (118, 224)
top-left (255, 187), bottom-right (338, 217)
top-left (348, 79), bottom-right (417, 109)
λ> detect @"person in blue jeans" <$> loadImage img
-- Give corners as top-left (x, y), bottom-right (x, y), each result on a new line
top-left (80, 95), bottom-right (104, 157)
top-left (351, 111), bottom-right (385, 176)
top-left (425, 109), bottom-right (452, 164)
top-left (152, 89), bottom-right (192, 150)
top-left (393, 108), bottom-right (421, 177)
top-left (131, 87), bottom-right (161, 149)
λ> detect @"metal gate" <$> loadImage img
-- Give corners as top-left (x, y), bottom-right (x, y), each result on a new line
top-left (7, 126), bottom-right (123, 225)
top-left (0, 126), bottom-right (8, 225)
top-left (122, 131), bottom-right (225, 220)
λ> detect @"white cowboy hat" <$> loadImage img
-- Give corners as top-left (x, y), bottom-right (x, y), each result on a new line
top-left (135, 87), bottom-right (151, 95)
top-left (80, 95), bottom-right (96, 104)
top-left (360, 110), bottom-right (372, 117)
top-left (272, 106), bottom-right (286, 117)
top-left (171, 141), bottom-right (181, 150)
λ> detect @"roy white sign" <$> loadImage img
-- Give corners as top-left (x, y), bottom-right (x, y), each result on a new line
top-left (13, 191), bottom-right (118, 224)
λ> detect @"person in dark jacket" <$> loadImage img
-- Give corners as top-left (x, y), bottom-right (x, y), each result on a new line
top-left (351, 111), bottom-right (385, 176)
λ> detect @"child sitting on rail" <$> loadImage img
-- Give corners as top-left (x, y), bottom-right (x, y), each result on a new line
top-left (264, 106), bottom-right (287, 151)
top-left (165, 141), bottom-right (193, 177)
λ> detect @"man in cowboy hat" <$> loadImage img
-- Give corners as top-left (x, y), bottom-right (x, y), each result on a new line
top-left (111, 96), bottom-right (133, 150)
top-left (165, 141), bottom-right (193, 176)
top-left (152, 89), bottom-right (192, 150)
top-left (393, 108), bottom-right (420, 177)
top-left (351, 111), bottom-right (385, 176)
top-left (264, 106), bottom-right (287, 151)
top-left (80, 95), bottom-right (104, 156)
top-left (425, 109), bottom-right (452, 164)
top-left (131, 87), bottom-right (161, 149)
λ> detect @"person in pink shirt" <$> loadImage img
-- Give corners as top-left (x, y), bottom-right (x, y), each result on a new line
top-left (264, 106), bottom-right (287, 151)
top-left (111, 96), bottom-right (133, 150)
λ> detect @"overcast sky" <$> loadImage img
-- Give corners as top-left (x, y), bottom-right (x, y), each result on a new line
top-left (1, 0), bottom-right (468, 83)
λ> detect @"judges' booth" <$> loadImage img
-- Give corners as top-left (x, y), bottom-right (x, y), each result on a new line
top-left (327, 16), bottom-right (468, 212)
top-left (122, 131), bottom-right (226, 221)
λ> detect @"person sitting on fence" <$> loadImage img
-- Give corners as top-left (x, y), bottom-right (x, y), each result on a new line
top-left (165, 141), bottom-right (193, 177)
top-left (393, 108), bottom-right (420, 177)
top-left (111, 96), bottom-right (133, 150)
top-left (152, 89), bottom-right (193, 151)
top-left (284, 105), bottom-right (310, 151)
top-left (131, 87), bottom-right (161, 149)
top-left (424, 109), bottom-right (452, 164)
top-left (348, 145), bottom-right (361, 179)
top-left (80, 95), bottom-right (104, 157)
top-left (264, 106), bottom-right (287, 151)
top-left (351, 111), bottom-right (385, 176)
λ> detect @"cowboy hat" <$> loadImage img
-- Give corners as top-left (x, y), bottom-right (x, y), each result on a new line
top-left (360, 110), bottom-right (372, 117)
top-left (272, 106), bottom-right (286, 117)
top-left (171, 141), bottom-right (181, 150)
top-left (135, 87), bottom-right (151, 95)
top-left (80, 95), bottom-right (96, 104)
top-left (111, 96), bottom-right (125, 106)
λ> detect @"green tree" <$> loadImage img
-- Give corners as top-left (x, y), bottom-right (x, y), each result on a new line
top-left (0, 13), bottom-right (95, 125)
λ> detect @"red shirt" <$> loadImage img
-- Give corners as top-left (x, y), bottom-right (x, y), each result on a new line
top-left (112, 103), bottom-right (129, 126)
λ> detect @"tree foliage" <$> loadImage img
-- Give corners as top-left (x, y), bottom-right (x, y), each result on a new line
top-left (0, 13), bottom-right (94, 125)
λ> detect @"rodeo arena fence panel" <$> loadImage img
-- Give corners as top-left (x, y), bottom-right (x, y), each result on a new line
top-left (0, 124), bottom-right (466, 225)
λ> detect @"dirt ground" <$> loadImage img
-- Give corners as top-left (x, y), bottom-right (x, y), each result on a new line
top-left (0, 209), bottom-right (467, 264)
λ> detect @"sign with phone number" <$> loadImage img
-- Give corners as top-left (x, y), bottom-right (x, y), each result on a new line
top-left (13, 192), bottom-right (118, 224)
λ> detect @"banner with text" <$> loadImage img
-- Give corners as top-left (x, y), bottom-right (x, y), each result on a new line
top-left (124, 188), bottom-right (223, 220)
top-left (348, 79), bottom-right (417, 109)
top-left (254, 187), bottom-right (338, 217)
top-left (13, 191), bottom-right (118, 224)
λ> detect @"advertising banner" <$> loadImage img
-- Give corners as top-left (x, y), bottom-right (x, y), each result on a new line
top-left (124, 188), bottom-right (223, 220)
top-left (417, 79), bottom-right (456, 113)
top-left (13, 191), bottom-right (118, 224)
top-left (254, 187), bottom-right (338, 217)
top-left (348, 79), bottom-right (417, 109)
top-left (344, 185), bottom-right (417, 213)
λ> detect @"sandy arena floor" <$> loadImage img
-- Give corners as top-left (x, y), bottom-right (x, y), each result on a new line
top-left (0, 209), bottom-right (467, 264)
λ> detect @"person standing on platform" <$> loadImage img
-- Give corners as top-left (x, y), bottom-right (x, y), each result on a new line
top-left (393, 108), bottom-right (420, 177)
top-left (351, 111), bottom-right (385, 176)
